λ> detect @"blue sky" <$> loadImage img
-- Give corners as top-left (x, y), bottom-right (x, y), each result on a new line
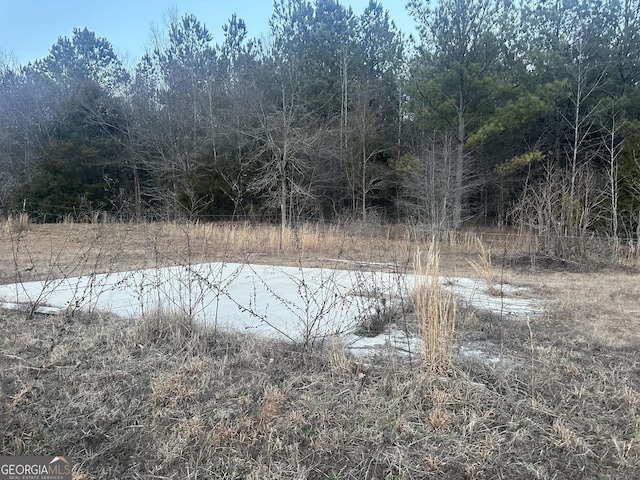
top-left (0, 0), bottom-right (417, 66)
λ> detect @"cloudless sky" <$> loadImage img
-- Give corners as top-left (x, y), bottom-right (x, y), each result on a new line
top-left (0, 0), bottom-right (417, 66)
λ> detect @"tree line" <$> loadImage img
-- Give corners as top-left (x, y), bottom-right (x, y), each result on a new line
top-left (1, 0), bottom-right (639, 241)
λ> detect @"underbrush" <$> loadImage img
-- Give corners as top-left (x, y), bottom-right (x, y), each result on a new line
top-left (2, 307), bottom-right (640, 479)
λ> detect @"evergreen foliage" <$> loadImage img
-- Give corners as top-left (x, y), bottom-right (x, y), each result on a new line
top-left (0, 0), bottom-right (638, 237)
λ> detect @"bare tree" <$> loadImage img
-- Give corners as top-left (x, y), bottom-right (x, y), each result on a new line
top-left (250, 87), bottom-right (323, 248)
top-left (347, 83), bottom-right (388, 221)
top-left (400, 133), bottom-right (458, 233)
top-left (599, 110), bottom-right (625, 244)
top-left (561, 38), bottom-right (608, 201)
top-left (131, 12), bottom-right (218, 218)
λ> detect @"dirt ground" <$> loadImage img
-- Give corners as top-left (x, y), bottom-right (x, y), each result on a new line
top-left (2, 221), bottom-right (640, 478)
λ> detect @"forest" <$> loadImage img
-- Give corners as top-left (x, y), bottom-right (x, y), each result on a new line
top-left (1, 0), bottom-right (639, 241)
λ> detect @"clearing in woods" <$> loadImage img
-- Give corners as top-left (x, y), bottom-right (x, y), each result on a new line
top-left (1, 220), bottom-right (639, 479)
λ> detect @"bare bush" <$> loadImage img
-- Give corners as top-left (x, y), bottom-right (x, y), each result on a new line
top-left (511, 163), bottom-right (603, 260)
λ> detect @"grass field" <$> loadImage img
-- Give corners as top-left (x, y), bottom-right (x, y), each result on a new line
top-left (1, 219), bottom-right (640, 479)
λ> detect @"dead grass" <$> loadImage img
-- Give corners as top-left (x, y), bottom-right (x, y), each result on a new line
top-left (414, 244), bottom-right (456, 373)
top-left (2, 304), bottom-right (640, 478)
top-left (467, 239), bottom-right (501, 296)
top-left (0, 220), bottom-right (419, 284)
top-left (2, 219), bottom-right (640, 478)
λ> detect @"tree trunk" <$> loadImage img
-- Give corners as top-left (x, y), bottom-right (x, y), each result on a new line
top-left (280, 168), bottom-right (287, 251)
top-left (453, 91), bottom-right (465, 229)
top-left (362, 138), bottom-right (367, 222)
top-left (132, 163), bottom-right (142, 222)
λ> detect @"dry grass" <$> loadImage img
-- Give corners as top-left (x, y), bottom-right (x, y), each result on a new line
top-left (2, 304), bottom-right (640, 478)
top-left (0, 220), bottom-right (421, 285)
top-left (467, 239), bottom-right (501, 296)
top-left (2, 219), bottom-right (640, 478)
top-left (414, 243), bottom-right (456, 373)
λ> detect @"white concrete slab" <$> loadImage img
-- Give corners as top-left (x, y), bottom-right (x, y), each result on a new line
top-left (0, 262), bottom-right (543, 355)
top-left (0, 263), bottom-right (410, 343)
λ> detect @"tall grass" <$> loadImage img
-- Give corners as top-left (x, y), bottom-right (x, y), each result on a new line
top-left (0, 217), bottom-right (496, 279)
top-left (414, 242), bottom-right (456, 373)
top-left (159, 221), bottom-right (352, 260)
top-left (467, 238), bottom-right (501, 296)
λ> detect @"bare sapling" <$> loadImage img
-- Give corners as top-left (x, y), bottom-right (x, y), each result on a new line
top-left (6, 219), bottom-right (112, 318)
top-left (414, 242), bottom-right (456, 372)
top-left (243, 262), bottom-right (352, 351)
